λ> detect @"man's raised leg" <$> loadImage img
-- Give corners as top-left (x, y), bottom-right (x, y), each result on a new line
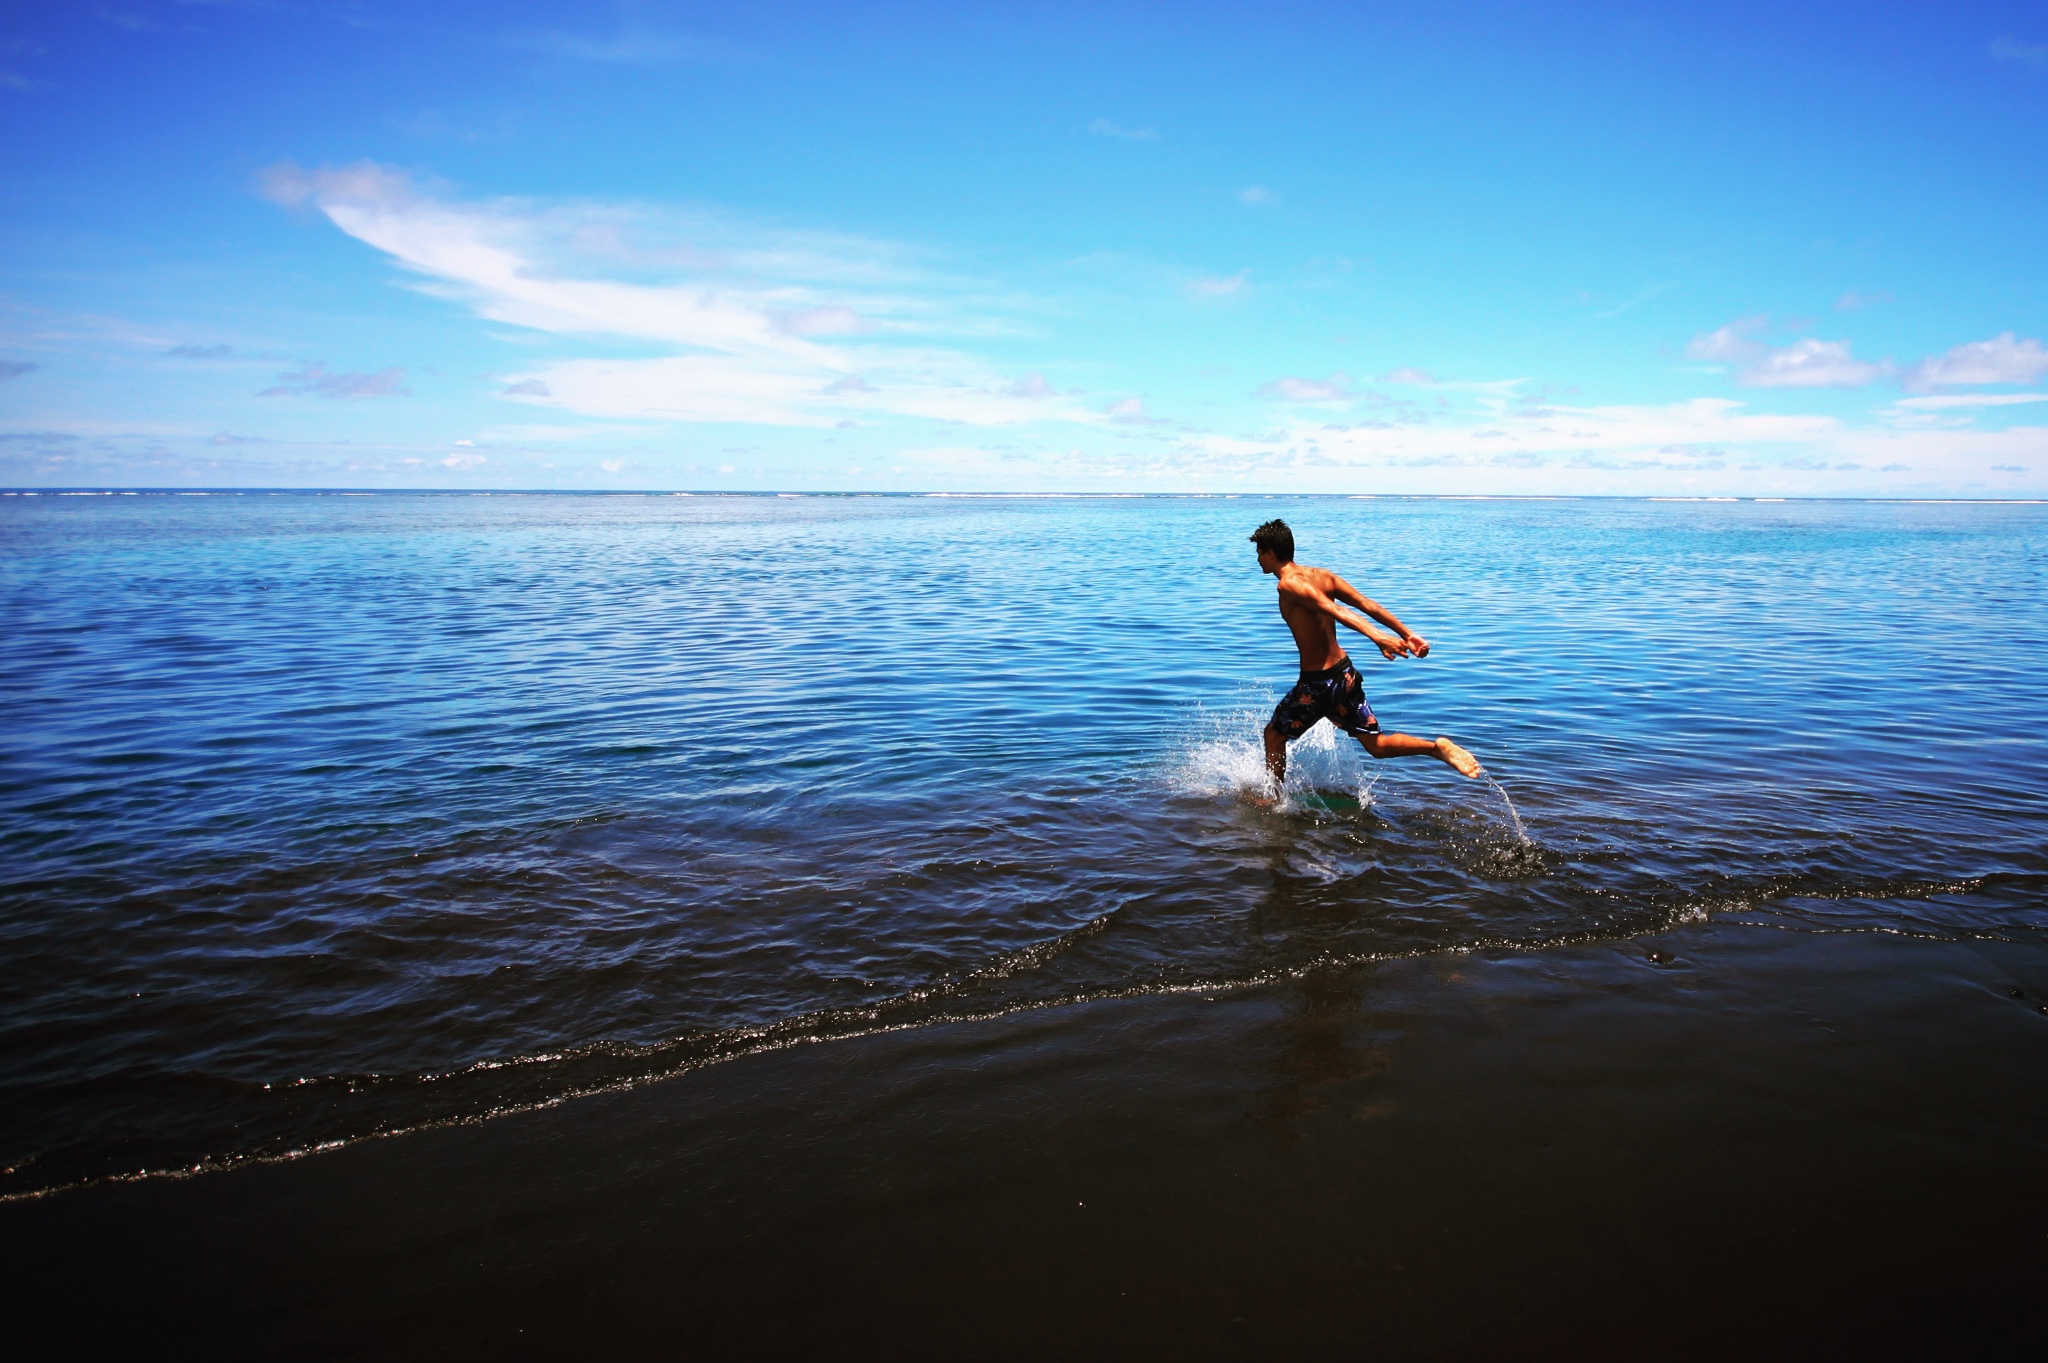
top-left (1358, 730), bottom-right (1482, 778)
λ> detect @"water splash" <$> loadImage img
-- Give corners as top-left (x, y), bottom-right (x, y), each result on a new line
top-left (1162, 698), bottom-right (1273, 798)
top-left (1167, 699), bottom-right (1503, 833)
top-left (1484, 774), bottom-right (1531, 845)
top-left (1165, 699), bottom-right (1372, 811)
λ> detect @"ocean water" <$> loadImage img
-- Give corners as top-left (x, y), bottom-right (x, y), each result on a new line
top-left (2, 492), bottom-right (2044, 1200)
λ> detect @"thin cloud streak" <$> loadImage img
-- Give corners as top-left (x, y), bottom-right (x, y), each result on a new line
top-left (258, 363), bottom-right (408, 399)
top-left (1259, 373), bottom-right (1352, 402)
top-left (1087, 118), bottom-right (1157, 141)
top-left (1591, 281), bottom-right (1677, 319)
top-left (1188, 271), bottom-right (1247, 298)
top-left (1891, 393), bottom-right (2047, 410)
top-left (1989, 36), bottom-right (2048, 71)
top-left (502, 26), bottom-right (747, 66)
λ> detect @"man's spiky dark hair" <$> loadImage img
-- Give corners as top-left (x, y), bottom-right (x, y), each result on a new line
top-left (1249, 518), bottom-right (1294, 562)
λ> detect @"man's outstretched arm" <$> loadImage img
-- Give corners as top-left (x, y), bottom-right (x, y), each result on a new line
top-left (1287, 581), bottom-right (1411, 660)
top-left (1329, 575), bottom-right (1429, 657)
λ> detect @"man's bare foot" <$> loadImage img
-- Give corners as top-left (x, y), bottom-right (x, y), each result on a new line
top-left (1435, 738), bottom-right (1482, 778)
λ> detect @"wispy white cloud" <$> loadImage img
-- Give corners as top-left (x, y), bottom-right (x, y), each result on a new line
top-left (259, 161), bottom-right (1103, 429)
top-left (1890, 392), bottom-right (2047, 410)
top-left (1834, 289), bottom-right (1893, 311)
top-left (1990, 36), bottom-right (2048, 71)
top-left (1683, 315), bottom-right (1770, 363)
top-left (1258, 373), bottom-right (1352, 402)
top-left (1685, 317), bottom-right (1887, 387)
top-left (1739, 338), bottom-right (1888, 388)
top-left (1107, 396), bottom-right (1165, 425)
top-left (497, 353), bottom-right (1096, 429)
top-left (1088, 118), bottom-right (1157, 141)
top-left (499, 356), bottom-right (822, 425)
top-left (1238, 186), bottom-right (1277, 205)
top-left (503, 25), bottom-right (745, 66)
top-left (1381, 366), bottom-right (1439, 385)
top-left (1188, 271), bottom-right (1247, 298)
top-left (1591, 281), bottom-right (1677, 319)
top-left (778, 305), bottom-right (870, 337)
top-left (93, 6), bottom-right (163, 30)
top-left (0, 36), bottom-right (48, 91)
top-left (258, 363), bottom-right (409, 399)
top-left (1904, 333), bottom-right (2048, 390)
top-left (390, 108), bottom-right (520, 144)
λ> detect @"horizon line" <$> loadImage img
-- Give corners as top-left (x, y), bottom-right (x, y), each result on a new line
top-left (4, 488), bottom-right (2046, 505)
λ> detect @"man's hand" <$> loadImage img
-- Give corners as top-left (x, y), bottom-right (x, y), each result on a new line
top-left (1371, 631), bottom-right (1412, 661)
top-left (1404, 634), bottom-right (1430, 658)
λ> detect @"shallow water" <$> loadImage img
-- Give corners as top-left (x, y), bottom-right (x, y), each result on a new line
top-left (2, 492), bottom-right (2044, 1197)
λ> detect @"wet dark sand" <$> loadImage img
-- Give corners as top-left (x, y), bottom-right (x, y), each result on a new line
top-left (10, 922), bottom-right (2048, 1359)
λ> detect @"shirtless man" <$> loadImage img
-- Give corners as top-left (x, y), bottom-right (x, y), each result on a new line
top-left (1251, 518), bottom-right (1482, 790)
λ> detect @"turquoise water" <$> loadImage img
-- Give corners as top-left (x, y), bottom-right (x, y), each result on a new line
top-left (3, 492), bottom-right (2044, 1197)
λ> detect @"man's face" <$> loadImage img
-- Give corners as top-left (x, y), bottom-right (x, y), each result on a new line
top-left (1255, 546), bottom-right (1280, 575)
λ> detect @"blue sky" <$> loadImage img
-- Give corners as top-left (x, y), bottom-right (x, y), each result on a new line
top-left (2, 1), bottom-right (2045, 494)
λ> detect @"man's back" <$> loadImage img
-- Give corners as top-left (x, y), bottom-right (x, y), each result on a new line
top-left (1274, 562), bottom-right (1352, 671)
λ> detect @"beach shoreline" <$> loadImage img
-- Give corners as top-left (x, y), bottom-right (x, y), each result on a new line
top-left (10, 920), bottom-right (2045, 1359)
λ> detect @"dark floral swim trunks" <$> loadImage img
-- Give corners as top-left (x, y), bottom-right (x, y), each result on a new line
top-left (1268, 655), bottom-right (1380, 740)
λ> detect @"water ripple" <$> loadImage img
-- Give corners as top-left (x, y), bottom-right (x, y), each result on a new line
top-left (3, 493), bottom-right (2044, 1197)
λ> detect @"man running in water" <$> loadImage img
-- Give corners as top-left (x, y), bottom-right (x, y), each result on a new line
top-left (1252, 518), bottom-right (1482, 791)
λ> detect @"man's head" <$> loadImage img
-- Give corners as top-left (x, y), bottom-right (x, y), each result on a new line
top-left (1250, 518), bottom-right (1294, 573)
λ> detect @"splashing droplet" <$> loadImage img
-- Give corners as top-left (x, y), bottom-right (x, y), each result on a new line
top-left (1483, 774), bottom-right (1531, 846)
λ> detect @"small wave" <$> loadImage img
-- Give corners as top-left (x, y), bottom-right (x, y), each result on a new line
top-left (1681, 873), bottom-right (1988, 923)
top-left (3, 865), bottom-right (2010, 1206)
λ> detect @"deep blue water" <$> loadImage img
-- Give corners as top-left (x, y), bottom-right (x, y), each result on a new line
top-left (2, 492), bottom-right (2044, 1197)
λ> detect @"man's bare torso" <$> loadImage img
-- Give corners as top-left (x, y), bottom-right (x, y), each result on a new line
top-left (1275, 563), bottom-right (1357, 671)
